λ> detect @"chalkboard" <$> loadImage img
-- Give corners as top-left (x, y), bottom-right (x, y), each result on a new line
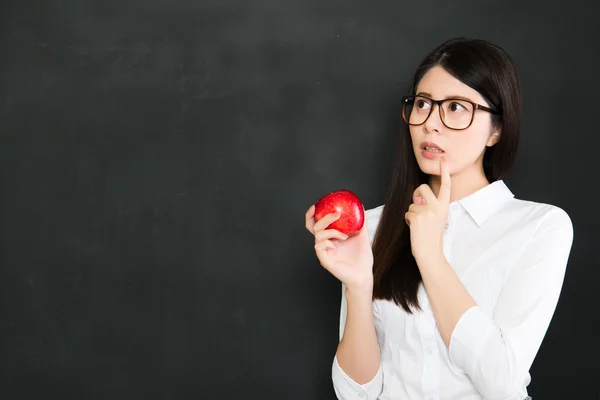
top-left (1, 0), bottom-right (598, 399)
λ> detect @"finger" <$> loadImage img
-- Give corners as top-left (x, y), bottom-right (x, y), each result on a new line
top-left (439, 157), bottom-right (451, 204)
top-left (313, 211), bottom-right (341, 233)
top-left (404, 211), bottom-right (415, 227)
top-left (305, 205), bottom-right (316, 233)
top-left (415, 184), bottom-right (436, 205)
top-left (408, 203), bottom-right (427, 213)
top-left (315, 240), bottom-right (336, 255)
top-left (412, 191), bottom-right (423, 205)
top-left (315, 229), bottom-right (348, 242)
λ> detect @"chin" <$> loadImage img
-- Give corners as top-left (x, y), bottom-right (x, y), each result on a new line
top-left (416, 156), bottom-right (443, 175)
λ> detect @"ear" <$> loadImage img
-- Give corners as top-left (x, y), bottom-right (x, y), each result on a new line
top-left (486, 128), bottom-right (501, 147)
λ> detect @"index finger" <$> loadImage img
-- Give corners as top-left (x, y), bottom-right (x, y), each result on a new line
top-left (439, 157), bottom-right (451, 203)
top-left (313, 211), bottom-right (341, 233)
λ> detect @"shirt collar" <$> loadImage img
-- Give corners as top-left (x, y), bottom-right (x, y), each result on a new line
top-left (454, 180), bottom-right (514, 227)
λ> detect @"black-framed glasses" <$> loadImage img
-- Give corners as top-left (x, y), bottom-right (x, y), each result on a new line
top-left (401, 95), bottom-right (500, 130)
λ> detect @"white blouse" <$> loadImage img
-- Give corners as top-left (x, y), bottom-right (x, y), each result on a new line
top-left (332, 180), bottom-right (574, 400)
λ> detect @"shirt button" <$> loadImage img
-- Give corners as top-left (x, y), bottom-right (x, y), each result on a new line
top-left (426, 347), bottom-right (432, 354)
top-left (444, 223), bottom-right (449, 230)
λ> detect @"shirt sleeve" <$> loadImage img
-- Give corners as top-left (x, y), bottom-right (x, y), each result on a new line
top-left (331, 283), bottom-right (384, 400)
top-left (449, 207), bottom-right (574, 400)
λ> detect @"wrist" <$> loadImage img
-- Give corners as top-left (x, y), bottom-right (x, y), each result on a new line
top-left (345, 280), bottom-right (374, 300)
top-left (414, 250), bottom-right (446, 269)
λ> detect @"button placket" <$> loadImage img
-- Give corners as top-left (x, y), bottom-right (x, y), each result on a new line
top-left (443, 215), bottom-right (453, 262)
top-left (418, 311), bottom-right (438, 398)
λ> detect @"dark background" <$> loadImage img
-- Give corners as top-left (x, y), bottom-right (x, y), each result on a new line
top-left (1, 0), bottom-right (598, 399)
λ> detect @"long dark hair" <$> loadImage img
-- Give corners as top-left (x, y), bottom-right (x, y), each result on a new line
top-left (372, 37), bottom-right (521, 313)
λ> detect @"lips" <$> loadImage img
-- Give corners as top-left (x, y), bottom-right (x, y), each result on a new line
top-left (420, 141), bottom-right (445, 152)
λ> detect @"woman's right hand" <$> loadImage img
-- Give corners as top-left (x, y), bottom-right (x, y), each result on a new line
top-left (305, 204), bottom-right (374, 291)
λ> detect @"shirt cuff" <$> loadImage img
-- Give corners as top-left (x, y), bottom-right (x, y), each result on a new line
top-left (332, 355), bottom-right (383, 400)
top-left (449, 305), bottom-right (496, 375)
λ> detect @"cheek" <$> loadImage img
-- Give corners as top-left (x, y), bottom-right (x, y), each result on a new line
top-left (444, 135), bottom-right (488, 170)
top-left (454, 135), bottom-right (484, 152)
top-left (453, 125), bottom-right (492, 154)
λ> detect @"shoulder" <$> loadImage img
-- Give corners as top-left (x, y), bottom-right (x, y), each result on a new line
top-left (503, 197), bottom-right (573, 242)
top-left (365, 204), bottom-right (385, 220)
top-left (496, 198), bottom-right (575, 282)
top-left (365, 205), bottom-right (385, 244)
top-left (508, 197), bottom-right (572, 228)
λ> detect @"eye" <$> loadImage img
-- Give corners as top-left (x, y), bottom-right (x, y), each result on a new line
top-left (448, 102), bottom-right (467, 112)
top-left (416, 99), bottom-right (431, 110)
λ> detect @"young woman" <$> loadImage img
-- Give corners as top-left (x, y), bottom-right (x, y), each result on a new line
top-left (304, 38), bottom-right (573, 400)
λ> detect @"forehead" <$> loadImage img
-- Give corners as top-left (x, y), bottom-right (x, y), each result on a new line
top-left (415, 66), bottom-right (488, 105)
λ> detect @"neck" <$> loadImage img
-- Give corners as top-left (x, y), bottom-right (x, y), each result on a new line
top-left (428, 165), bottom-right (490, 203)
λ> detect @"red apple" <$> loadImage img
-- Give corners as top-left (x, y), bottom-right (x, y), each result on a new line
top-left (314, 189), bottom-right (364, 236)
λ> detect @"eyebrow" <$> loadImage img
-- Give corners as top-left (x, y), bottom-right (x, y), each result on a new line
top-left (416, 92), bottom-right (476, 103)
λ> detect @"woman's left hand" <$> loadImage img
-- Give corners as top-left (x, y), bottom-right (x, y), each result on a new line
top-left (405, 157), bottom-right (451, 264)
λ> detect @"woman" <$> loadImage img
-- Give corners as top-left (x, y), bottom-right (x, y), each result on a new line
top-left (304, 38), bottom-right (573, 400)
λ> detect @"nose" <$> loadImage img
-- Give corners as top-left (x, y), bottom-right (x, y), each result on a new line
top-left (423, 104), bottom-right (444, 133)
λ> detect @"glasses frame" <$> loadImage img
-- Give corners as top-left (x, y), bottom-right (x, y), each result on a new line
top-left (401, 95), bottom-right (500, 131)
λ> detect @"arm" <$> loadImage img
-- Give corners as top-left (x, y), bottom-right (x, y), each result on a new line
top-left (418, 207), bottom-right (573, 399)
top-left (332, 283), bottom-right (383, 400)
